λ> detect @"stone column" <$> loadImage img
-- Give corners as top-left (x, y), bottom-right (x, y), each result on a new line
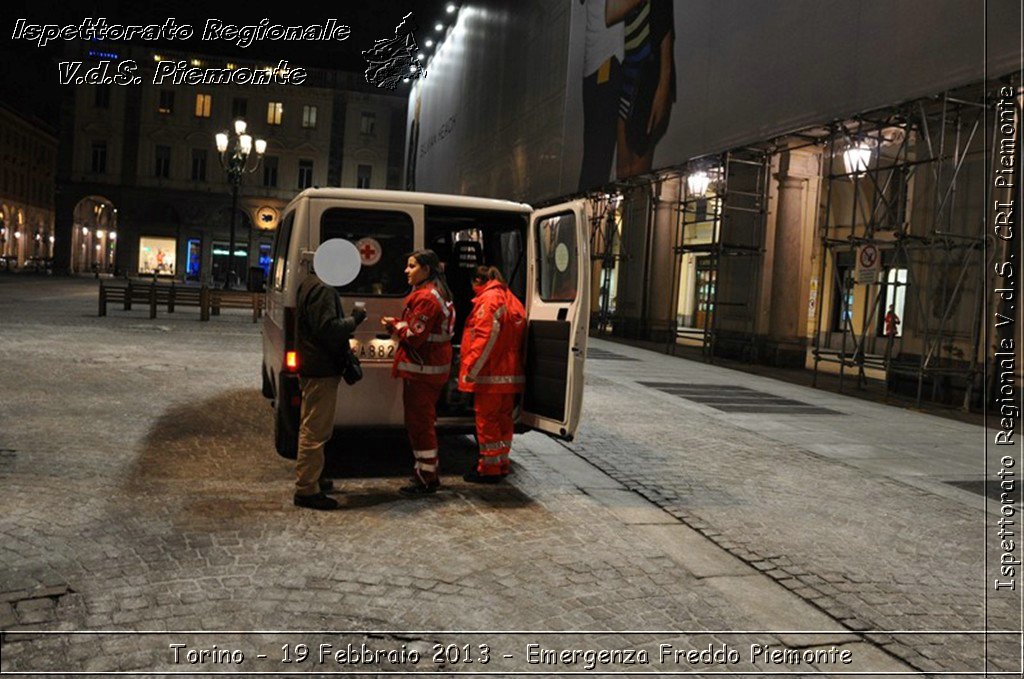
top-left (766, 148), bottom-right (820, 366)
top-left (646, 176), bottom-right (682, 342)
top-left (612, 186), bottom-right (650, 339)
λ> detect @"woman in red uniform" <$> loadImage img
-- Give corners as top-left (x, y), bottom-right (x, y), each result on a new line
top-left (458, 266), bottom-right (527, 483)
top-left (383, 249), bottom-right (455, 495)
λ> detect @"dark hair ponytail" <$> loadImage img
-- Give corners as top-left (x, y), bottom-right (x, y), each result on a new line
top-left (472, 265), bottom-right (506, 285)
top-left (408, 248), bottom-right (452, 301)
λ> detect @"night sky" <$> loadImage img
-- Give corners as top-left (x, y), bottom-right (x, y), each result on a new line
top-left (0, 0), bottom-right (453, 128)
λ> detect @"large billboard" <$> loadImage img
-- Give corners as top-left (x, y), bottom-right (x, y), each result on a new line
top-left (407, 0), bottom-right (1020, 203)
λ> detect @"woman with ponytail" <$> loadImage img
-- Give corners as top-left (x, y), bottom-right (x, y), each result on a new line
top-left (458, 265), bottom-right (526, 483)
top-left (382, 249), bottom-right (455, 495)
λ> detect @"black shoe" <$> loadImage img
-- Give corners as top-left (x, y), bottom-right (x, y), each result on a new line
top-left (463, 471), bottom-right (504, 484)
top-left (294, 492), bottom-right (340, 510)
top-left (318, 477), bottom-right (335, 493)
top-left (399, 477), bottom-right (440, 496)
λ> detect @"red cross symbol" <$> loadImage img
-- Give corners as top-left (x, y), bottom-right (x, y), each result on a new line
top-left (360, 243), bottom-right (377, 260)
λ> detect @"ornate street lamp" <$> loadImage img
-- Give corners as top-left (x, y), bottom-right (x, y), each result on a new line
top-left (215, 118), bottom-right (266, 289)
top-left (842, 139), bottom-right (874, 179)
top-left (686, 170), bottom-right (711, 198)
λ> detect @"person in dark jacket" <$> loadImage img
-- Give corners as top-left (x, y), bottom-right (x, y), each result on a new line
top-left (294, 267), bottom-right (366, 510)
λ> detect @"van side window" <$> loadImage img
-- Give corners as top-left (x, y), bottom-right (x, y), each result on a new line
top-left (271, 211), bottom-right (294, 291)
top-left (321, 208), bottom-right (414, 296)
top-left (537, 212), bottom-right (577, 302)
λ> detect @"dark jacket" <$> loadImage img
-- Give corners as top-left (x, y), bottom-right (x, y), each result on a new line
top-left (296, 273), bottom-right (358, 378)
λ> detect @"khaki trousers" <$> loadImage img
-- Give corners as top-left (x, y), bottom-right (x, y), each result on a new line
top-left (296, 375), bottom-right (340, 496)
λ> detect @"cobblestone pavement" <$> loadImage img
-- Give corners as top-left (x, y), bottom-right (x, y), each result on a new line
top-left (0, 277), bottom-right (1017, 676)
top-left (571, 340), bottom-right (1020, 674)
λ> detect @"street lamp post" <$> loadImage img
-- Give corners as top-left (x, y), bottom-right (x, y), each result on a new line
top-left (215, 119), bottom-right (266, 289)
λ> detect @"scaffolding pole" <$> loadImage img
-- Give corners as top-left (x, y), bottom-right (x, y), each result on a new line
top-left (810, 83), bottom-right (993, 410)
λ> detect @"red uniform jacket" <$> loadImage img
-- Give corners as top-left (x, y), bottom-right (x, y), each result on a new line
top-left (458, 280), bottom-right (527, 394)
top-left (389, 281), bottom-right (454, 385)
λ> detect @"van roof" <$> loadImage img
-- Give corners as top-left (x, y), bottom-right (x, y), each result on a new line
top-left (291, 188), bottom-right (533, 213)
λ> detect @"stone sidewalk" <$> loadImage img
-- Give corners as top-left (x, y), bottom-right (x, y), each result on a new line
top-left (0, 277), bottom-right (1016, 675)
top-left (573, 337), bottom-right (1020, 674)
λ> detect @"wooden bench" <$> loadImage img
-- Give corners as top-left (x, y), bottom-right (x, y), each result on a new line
top-left (98, 281), bottom-right (128, 316)
top-left (99, 282), bottom-right (258, 322)
top-left (166, 285), bottom-right (210, 320)
top-left (208, 289), bottom-right (264, 323)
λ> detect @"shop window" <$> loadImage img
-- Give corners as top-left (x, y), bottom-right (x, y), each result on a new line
top-left (158, 90), bottom-right (174, 114)
top-left (302, 105), bottom-right (317, 129)
top-left (211, 241), bottom-right (248, 285)
top-left (297, 159), bottom-right (313, 189)
top-left (694, 256), bottom-right (716, 330)
top-left (258, 242), bottom-right (273, 278)
top-left (138, 236), bottom-right (176, 275)
top-left (878, 267), bottom-right (907, 337)
top-left (194, 93), bottom-right (212, 118)
top-left (357, 164), bottom-right (372, 189)
top-left (185, 238), bottom-right (202, 281)
top-left (267, 101), bottom-right (283, 125)
top-left (831, 265), bottom-right (854, 331)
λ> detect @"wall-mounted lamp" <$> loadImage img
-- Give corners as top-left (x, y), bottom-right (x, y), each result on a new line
top-left (842, 140), bottom-right (874, 178)
top-left (686, 170), bottom-right (711, 198)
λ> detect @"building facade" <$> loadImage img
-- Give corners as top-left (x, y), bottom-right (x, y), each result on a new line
top-left (405, 0), bottom-right (1020, 410)
top-left (55, 45), bottom-right (406, 285)
top-left (0, 103), bottom-right (57, 269)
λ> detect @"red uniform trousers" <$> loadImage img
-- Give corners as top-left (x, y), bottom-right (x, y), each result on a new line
top-left (474, 392), bottom-right (515, 476)
top-left (403, 379), bottom-right (444, 482)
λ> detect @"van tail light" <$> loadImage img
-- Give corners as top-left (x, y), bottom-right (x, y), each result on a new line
top-left (285, 351), bottom-right (299, 372)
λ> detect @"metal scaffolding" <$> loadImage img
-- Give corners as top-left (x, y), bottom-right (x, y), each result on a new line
top-left (588, 194), bottom-right (621, 335)
top-left (668, 148), bottom-right (771, 362)
top-left (810, 83), bottom-right (994, 409)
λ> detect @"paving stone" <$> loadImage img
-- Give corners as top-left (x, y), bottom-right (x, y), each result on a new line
top-left (0, 279), bottom-right (1007, 675)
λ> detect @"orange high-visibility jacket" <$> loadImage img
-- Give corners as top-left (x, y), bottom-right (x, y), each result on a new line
top-left (390, 281), bottom-right (454, 385)
top-left (458, 280), bottom-right (526, 394)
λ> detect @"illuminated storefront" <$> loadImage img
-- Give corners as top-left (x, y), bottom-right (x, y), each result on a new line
top-left (138, 236), bottom-right (176, 276)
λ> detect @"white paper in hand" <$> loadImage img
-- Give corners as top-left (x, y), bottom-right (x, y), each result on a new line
top-left (313, 239), bottom-right (361, 287)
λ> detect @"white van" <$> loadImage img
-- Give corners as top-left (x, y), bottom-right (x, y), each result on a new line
top-left (261, 188), bottom-right (589, 458)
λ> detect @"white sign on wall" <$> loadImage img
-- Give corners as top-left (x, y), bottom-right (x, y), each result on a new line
top-left (855, 244), bottom-right (880, 284)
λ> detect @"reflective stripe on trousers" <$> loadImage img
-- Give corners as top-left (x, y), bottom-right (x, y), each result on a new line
top-left (474, 392), bottom-right (515, 476)
top-left (479, 452), bottom-right (509, 469)
top-left (413, 448), bottom-right (438, 473)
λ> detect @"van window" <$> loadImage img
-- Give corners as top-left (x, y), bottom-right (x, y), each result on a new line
top-left (320, 208), bottom-right (414, 296)
top-left (425, 207), bottom-right (527, 342)
top-left (537, 212), bottom-right (577, 302)
top-left (271, 211), bottom-right (294, 291)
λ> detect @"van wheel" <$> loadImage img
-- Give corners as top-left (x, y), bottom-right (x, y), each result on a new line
top-left (274, 393), bottom-right (299, 460)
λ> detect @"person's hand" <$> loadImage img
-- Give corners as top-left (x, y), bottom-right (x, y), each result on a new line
top-left (381, 316), bottom-right (396, 331)
top-left (351, 306), bottom-right (367, 325)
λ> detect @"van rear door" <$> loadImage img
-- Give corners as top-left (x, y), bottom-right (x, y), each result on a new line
top-left (521, 200), bottom-right (589, 440)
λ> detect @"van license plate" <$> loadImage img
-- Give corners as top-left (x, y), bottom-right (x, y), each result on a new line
top-left (352, 339), bottom-right (396, 361)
